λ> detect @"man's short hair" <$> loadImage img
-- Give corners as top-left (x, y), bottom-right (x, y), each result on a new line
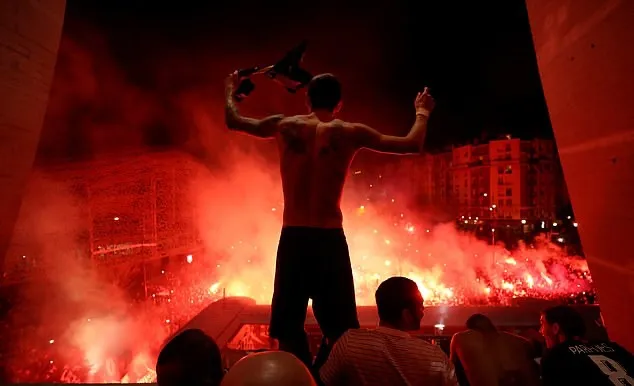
top-left (542, 305), bottom-right (587, 339)
top-left (307, 73), bottom-right (342, 112)
top-left (375, 277), bottom-right (421, 324)
top-left (466, 313), bottom-right (497, 333)
top-left (156, 329), bottom-right (223, 386)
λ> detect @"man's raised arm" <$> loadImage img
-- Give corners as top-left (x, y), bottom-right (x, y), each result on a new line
top-left (352, 88), bottom-right (435, 154)
top-left (224, 72), bottom-right (284, 139)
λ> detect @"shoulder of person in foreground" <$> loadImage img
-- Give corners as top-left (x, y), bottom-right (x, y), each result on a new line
top-left (540, 344), bottom-right (572, 386)
top-left (319, 329), bottom-right (357, 384)
top-left (603, 340), bottom-right (634, 373)
top-left (421, 340), bottom-right (459, 386)
top-left (449, 330), bottom-right (482, 358)
top-left (501, 331), bottom-right (540, 356)
top-left (411, 338), bottom-right (453, 366)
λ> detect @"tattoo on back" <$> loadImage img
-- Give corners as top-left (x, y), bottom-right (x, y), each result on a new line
top-left (281, 128), bottom-right (306, 154)
top-left (318, 126), bottom-right (344, 156)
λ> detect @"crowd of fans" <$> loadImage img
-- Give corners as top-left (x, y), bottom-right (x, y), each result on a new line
top-left (157, 276), bottom-right (633, 386)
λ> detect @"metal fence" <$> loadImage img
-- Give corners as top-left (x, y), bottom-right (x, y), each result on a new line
top-left (2, 152), bottom-right (203, 285)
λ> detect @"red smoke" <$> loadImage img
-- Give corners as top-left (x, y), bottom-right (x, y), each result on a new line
top-left (1, 28), bottom-right (592, 383)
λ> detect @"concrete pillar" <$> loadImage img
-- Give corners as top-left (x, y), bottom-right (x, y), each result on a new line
top-left (0, 0), bottom-right (66, 271)
top-left (526, 0), bottom-right (634, 351)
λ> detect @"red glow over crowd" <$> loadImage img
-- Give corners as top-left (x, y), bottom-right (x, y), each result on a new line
top-left (3, 164), bottom-right (593, 383)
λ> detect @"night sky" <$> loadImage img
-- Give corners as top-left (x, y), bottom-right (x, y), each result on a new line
top-left (38, 0), bottom-right (553, 162)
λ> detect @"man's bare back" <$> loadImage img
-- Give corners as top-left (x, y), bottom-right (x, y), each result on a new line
top-left (225, 77), bottom-right (435, 228)
top-left (451, 330), bottom-right (541, 386)
top-left (275, 114), bottom-right (358, 228)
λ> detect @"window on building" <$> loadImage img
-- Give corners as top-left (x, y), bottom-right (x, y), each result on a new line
top-left (506, 199), bottom-right (512, 206)
top-left (506, 188), bottom-right (512, 196)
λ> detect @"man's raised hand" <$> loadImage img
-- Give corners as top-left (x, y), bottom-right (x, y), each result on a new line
top-left (226, 71), bottom-right (241, 89)
top-left (414, 87), bottom-right (435, 117)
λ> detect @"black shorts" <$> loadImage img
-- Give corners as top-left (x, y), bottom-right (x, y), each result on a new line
top-left (269, 227), bottom-right (360, 341)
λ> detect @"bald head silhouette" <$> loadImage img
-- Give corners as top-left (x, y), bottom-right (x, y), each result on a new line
top-left (221, 351), bottom-right (316, 386)
top-left (156, 329), bottom-right (223, 386)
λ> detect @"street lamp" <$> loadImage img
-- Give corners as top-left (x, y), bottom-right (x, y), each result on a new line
top-left (480, 193), bottom-right (488, 219)
top-left (491, 228), bottom-right (496, 265)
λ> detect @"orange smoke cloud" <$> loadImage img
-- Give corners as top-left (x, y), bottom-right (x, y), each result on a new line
top-left (1, 23), bottom-right (592, 383)
top-left (190, 155), bottom-right (591, 306)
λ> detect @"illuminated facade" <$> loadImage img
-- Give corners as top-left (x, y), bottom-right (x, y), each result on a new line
top-left (417, 138), bottom-right (561, 222)
top-left (489, 138), bottom-right (557, 221)
top-left (430, 152), bottom-right (454, 212)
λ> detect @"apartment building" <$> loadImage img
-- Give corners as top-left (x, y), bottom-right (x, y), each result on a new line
top-left (414, 137), bottom-right (560, 222)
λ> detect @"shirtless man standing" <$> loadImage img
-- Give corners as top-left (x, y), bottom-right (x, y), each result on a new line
top-left (224, 72), bottom-right (435, 370)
